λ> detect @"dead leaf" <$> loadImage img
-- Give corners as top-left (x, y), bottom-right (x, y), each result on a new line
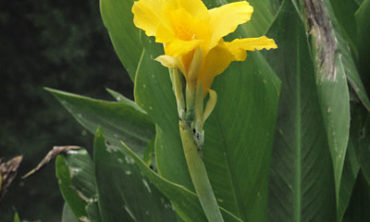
top-left (22, 146), bottom-right (80, 179)
top-left (0, 156), bottom-right (23, 200)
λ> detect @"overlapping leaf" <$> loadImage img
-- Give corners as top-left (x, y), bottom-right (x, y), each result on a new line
top-left (94, 128), bottom-right (177, 222)
top-left (100, 0), bottom-right (142, 79)
top-left (47, 88), bottom-right (155, 156)
top-left (265, 0), bottom-right (337, 221)
top-left (55, 149), bottom-right (98, 221)
top-left (121, 141), bottom-right (243, 222)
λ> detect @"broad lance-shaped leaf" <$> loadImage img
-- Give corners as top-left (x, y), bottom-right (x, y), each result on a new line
top-left (350, 104), bottom-right (370, 184)
top-left (265, 0), bottom-right (336, 221)
top-left (305, 0), bottom-right (352, 209)
top-left (336, 104), bottom-right (363, 221)
top-left (94, 128), bottom-right (178, 222)
top-left (328, 0), bottom-right (358, 52)
top-left (343, 172), bottom-right (370, 221)
top-left (355, 0), bottom-right (370, 109)
top-left (55, 149), bottom-right (98, 221)
top-left (100, 0), bottom-right (142, 80)
top-left (202, 52), bottom-right (280, 222)
top-left (46, 88), bottom-right (155, 156)
top-left (327, 0), bottom-right (370, 112)
top-left (121, 141), bottom-right (243, 222)
top-left (134, 41), bottom-right (194, 191)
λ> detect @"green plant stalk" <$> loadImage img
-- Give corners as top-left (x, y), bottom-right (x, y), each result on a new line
top-left (179, 119), bottom-right (224, 222)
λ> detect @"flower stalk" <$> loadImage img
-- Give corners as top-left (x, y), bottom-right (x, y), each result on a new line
top-left (168, 56), bottom-right (222, 221)
top-left (179, 119), bottom-right (224, 222)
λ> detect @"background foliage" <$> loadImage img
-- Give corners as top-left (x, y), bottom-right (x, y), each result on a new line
top-left (0, 0), bottom-right (132, 221)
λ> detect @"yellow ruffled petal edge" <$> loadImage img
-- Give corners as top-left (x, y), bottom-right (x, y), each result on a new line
top-left (132, 0), bottom-right (169, 36)
top-left (208, 1), bottom-right (254, 50)
top-left (225, 36), bottom-right (278, 61)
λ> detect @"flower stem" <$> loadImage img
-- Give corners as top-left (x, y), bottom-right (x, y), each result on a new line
top-left (179, 120), bottom-right (224, 222)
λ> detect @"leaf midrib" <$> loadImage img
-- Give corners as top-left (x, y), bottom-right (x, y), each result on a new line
top-left (294, 32), bottom-right (302, 222)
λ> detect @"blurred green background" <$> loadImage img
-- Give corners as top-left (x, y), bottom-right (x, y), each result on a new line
top-left (0, 0), bottom-right (132, 221)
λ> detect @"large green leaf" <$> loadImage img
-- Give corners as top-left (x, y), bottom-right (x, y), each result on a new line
top-left (355, 0), bottom-right (370, 103)
top-left (47, 88), bottom-right (155, 156)
top-left (350, 104), bottom-right (370, 184)
top-left (93, 128), bottom-right (178, 222)
top-left (121, 141), bottom-right (243, 222)
top-left (328, 0), bottom-right (359, 52)
top-left (266, 0), bottom-right (337, 221)
top-left (343, 172), bottom-right (370, 222)
top-left (336, 103), bottom-right (368, 221)
top-left (305, 0), bottom-right (353, 206)
top-left (201, 53), bottom-right (280, 222)
top-left (337, 137), bottom-right (360, 221)
top-left (99, 0), bottom-right (142, 79)
top-left (134, 42), bottom-right (194, 191)
top-left (55, 149), bottom-right (97, 221)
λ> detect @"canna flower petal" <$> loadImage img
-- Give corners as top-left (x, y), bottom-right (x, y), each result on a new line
top-left (132, 0), bottom-right (278, 95)
top-left (164, 39), bottom-right (202, 57)
top-left (225, 36), bottom-right (278, 61)
top-left (132, 0), bottom-right (168, 36)
top-left (165, 0), bottom-right (208, 18)
top-left (198, 42), bottom-right (235, 92)
top-left (208, 2), bottom-right (253, 49)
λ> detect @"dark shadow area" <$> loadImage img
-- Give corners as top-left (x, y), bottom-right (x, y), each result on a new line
top-left (0, 0), bottom-right (133, 221)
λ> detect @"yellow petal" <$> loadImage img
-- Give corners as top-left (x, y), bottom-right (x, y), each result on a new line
top-left (208, 2), bottom-right (254, 49)
top-left (164, 39), bottom-right (201, 57)
top-left (225, 36), bottom-right (278, 61)
top-left (132, 0), bottom-right (168, 36)
top-left (198, 42), bottom-right (234, 93)
top-left (166, 0), bottom-right (208, 18)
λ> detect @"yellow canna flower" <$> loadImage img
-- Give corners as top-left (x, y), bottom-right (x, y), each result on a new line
top-left (132, 0), bottom-right (277, 95)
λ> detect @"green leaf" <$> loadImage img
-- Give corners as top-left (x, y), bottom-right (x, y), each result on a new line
top-left (46, 88), bottom-right (155, 156)
top-left (106, 88), bottom-right (144, 113)
top-left (266, 0), bottom-right (337, 221)
top-left (328, 0), bottom-right (359, 53)
top-left (55, 149), bottom-right (97, 220)
top-left (121, 141), bottom-right (243, 222)
top-left (306, 0), bottom-right (354, 208)
top-left (351, 104), bottom-right (370, 184)
top-left (337, 106), bottom-right (362, 221)
top-left (201, 52), bottom-right (280, 222)
top-left (134, 43), bottom-right (194, 191)
top-left (93, 128), bottom-right (178, 222)
top-left (355, 0), bottom-right (370, 107)
top-left (62, 203), bottom-right (79, 222)
top-left (99, 0), bottom-right (142, 80)
top-left (343, 172), bottom-right (370, 221)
